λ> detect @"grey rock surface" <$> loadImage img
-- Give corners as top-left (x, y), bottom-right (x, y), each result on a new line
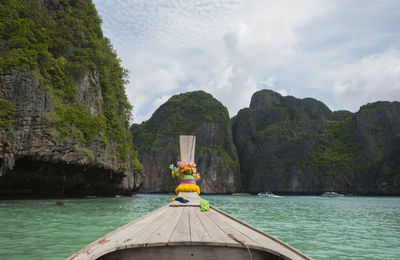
top-left (132, 91), bottom-right (240, 194)
top-left (232, 89), bottom-right (400, 195)
top-left (0, 69), bottom-right (144, 198)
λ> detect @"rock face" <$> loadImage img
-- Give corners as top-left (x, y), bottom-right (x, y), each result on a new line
top-left (131, 91), bottom-right (240, 193)
top-left (353, 102), bottom-right (400, 194)
top-left (232, 90), bottom-right (400, 195)
top-left (0, 69), bottom-right (144, 198)
top-left (0, 0), bottom-right (144, 198)
top-left (131, 88), bottom-right (399, 195)
top-left (232, 90), bottom-right (331, 194)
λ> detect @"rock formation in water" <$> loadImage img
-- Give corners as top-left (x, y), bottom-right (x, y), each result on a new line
top-left (131, 88), bottom-right (399, 195)
top-left (232, 90), bottom-right (400, 195)
top-left (0, 0), bottom-right (144, 198)
top-left (131, 91), bottom-right (240, 193)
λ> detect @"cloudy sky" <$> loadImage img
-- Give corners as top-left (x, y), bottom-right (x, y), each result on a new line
top-left (92, 0), bottom-right (400, 123)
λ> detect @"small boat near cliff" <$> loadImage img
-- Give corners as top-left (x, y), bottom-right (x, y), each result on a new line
top-left (257, 191), bottom-right (280, 198)
top-left (68, 136), bottom-right (310, 260)
top-left (321, 191), bottom-right (344, 197)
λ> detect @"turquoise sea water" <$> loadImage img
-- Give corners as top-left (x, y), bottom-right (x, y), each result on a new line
top-left (0, 194), bottom-right (399, 260)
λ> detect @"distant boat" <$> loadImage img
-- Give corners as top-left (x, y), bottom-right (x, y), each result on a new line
top-left (257, 191), bottom-right (280, 197)
top-left (232, 193), bottom-right (251, 196)
top-left (321, 191), bottom-right (344, 197)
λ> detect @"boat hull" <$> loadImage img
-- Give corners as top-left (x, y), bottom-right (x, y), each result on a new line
top-left (68, 192), bottom-right (311, 260)
top-left (98, 245), bottom-right (286, 260)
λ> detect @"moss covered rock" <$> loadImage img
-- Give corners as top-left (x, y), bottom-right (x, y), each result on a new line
top-left (232, 89), bottom-right (400, 195)
top-left (132, 91), bottom-right (240, 193)
top-left (0, 0), bottom-right (144, 197)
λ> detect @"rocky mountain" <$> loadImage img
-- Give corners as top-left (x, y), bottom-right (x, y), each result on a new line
top-left (232, 90), bottom-right (400, 195)
top-left (0, 0), bottom-right (144, 198)
top-left (132, 88), bottom-right (399, 195)
top-left (131, 91), bottom-right (240, 193)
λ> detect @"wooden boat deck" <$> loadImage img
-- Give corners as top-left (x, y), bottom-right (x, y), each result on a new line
top-left (68, 192), bottom-right (311, 260)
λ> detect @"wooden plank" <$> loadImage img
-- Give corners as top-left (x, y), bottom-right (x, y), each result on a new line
top-left (122, 207), bottom-right (179, 247)
top-left (69, 206), bottom-right (170, 260)
top-left (204, 209), bottom-right (262, 249)
top-left (169, 207), bottom-right (191, 243)
top-left (192, 206), bottom-right (232, 245)
top-left (209, 207), bottom-right (311, 260)
top-left (188, 207), bottom-right (213, 243)
top-left (105, 206), bottom-right (170, 244)
top-left (169, 203), bottom-right (199, 207)
top-left (80, 206), bottom-right (179, 260)
top-left (179, 135), bottom-right (196, 162)
top-left (179, 191), bottom-right (200, 202)
top-left (169, 192), bottom-right (200, 207)
top-left (145, 207), bottom-right (184, 246)
top-left (89, 206), bottom-right (173, 258)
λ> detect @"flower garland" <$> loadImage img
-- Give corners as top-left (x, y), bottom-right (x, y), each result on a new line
top-left (169, 161), bottom-right (200, 181)
top-left (170, 161), bottom-right (201, 195)
top-left (175, 184), bottom-right (200, 195)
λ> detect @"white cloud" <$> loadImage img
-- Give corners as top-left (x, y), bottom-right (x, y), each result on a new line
top-left (278, 89), bottom-right (288, 97)
top-left (152, 95), bottom-right (171, 111)
top-left (259, 76), bottom-right (277, 88)
top-left (122, 51), bottom-right (186, 122)
top-left (93, 0), bottom-right (400, 122)
top-left (326, 49), bottom-right (400, 111)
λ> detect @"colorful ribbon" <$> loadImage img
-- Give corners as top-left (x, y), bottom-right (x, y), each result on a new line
top-left (180, 179), bottom-right (196, 185)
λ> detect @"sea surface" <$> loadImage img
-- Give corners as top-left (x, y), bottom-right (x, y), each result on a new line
top-left (0, 194), bottom-right (399, 260)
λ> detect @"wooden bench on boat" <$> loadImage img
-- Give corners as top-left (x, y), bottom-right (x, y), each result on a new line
top-left (68, 136), bottom-right (311, 260)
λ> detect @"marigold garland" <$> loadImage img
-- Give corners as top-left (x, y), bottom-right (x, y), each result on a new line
top-left (175, 184), bottom-right (200, 195)
top-left (170, 160), bottom-right (201, 195)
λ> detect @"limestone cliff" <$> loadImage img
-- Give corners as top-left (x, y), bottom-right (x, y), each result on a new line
top-left (354, 102), bottom-right (400, 194)
top-left (131, 91), bottom-right (240, 193)
top-left (0, 0), bottom-right (144, 198)
top-left (232, 89), bottom-right (400, 195)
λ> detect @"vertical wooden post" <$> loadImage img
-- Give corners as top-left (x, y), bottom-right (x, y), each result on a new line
top-left (179, 135), bottom-right (196, 162)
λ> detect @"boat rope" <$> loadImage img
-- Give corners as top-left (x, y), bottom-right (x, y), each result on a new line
top-left (228, 233), bottom-right (253, 260)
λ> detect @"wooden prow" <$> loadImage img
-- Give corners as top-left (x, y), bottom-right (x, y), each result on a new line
top-left (67, 136), bottom-right (312, 260)
top-left (179, 135), bottom-right (196, 162)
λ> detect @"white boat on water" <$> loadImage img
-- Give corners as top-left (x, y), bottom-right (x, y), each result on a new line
top-left (321, 191), bottom-right (344, 197)
top-left (257, 191), bottom-right (280, 197)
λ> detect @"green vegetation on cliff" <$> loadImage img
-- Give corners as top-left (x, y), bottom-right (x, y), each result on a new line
top-left (131, 91), bottom-right (240, 193)
top-left (0, 0), bottom-right (141, 170)
top-left (132, 88), bottom-right (399, 194)
top-left (384, 134), bottom-right (400, 188)
top-left (44, 104), bottom-right (106, 146)
top-left (0, 99), bottom-right (15, 132)
top-left (233, 89), bottom-right (400, 194)
top-left (309, 118), bottom-right (362, 186)
top-left (133, 91), bottom-right (229, 151)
